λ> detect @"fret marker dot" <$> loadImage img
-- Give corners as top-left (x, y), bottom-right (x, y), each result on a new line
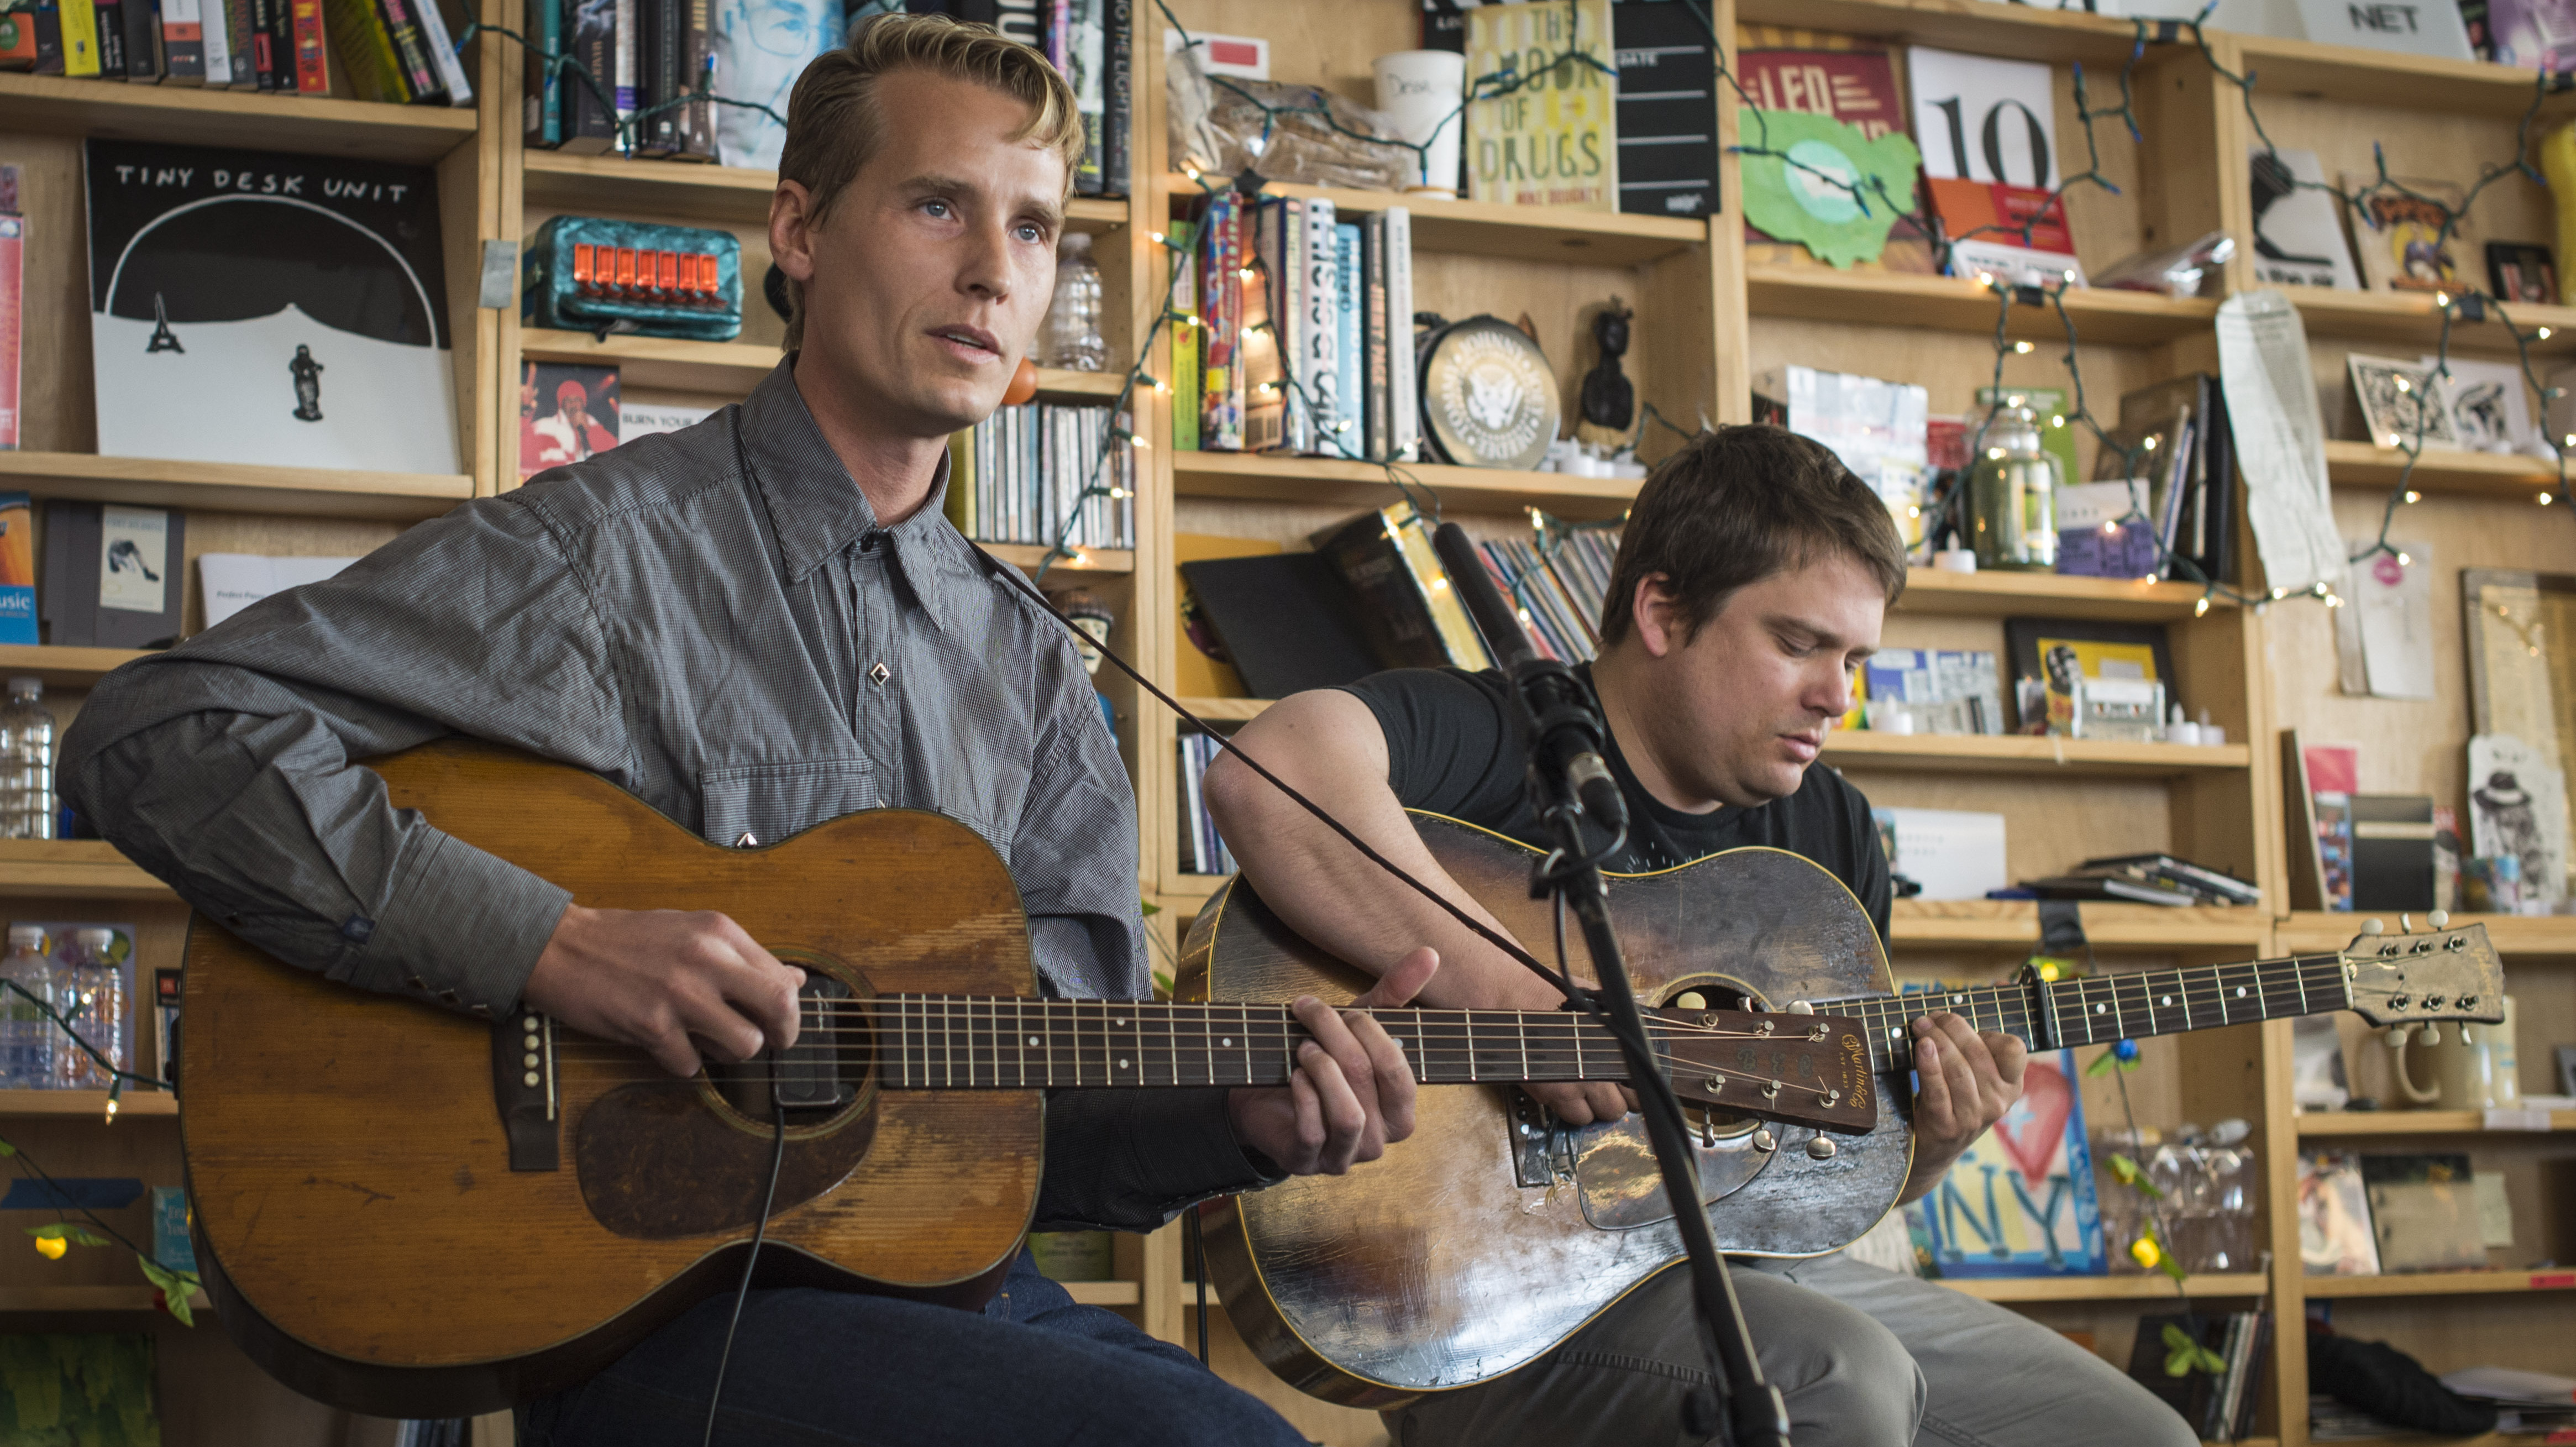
top-left (2160, 995), bottom-right (2173, 1006)
top-left (2094, 1003), bottom-right (2106, 1014)
top-left (1118, 1058), bottom-right (1130, 1069)
top-left (1222, 1038), bottom-right (1233, 1047)
top-left (2235, 987), bottom-right (2247, 998)
top-left (1116, 1018), bottom-right (1127, 1027)
top-left (1026, 1036), bottom-right (1039, 1047)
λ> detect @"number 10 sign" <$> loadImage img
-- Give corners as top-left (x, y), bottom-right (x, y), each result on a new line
top-left (1904, 47), bottom-right (2061, 192)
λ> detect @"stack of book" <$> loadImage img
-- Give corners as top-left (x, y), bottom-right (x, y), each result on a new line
top-left (0, 0), bottom-right (470, 99)
top-left (2129, 1310), bottom-right (2272, 1444)
top-left (1173, 193), bottom-right (1418, 462)
top-left (1477, 528), bottom-right (1619, 664)
top-left (521, 0), bottom-right (1130, 190)
top-left (944, 402), bottom-right (1135, 553)
top-left (2066, 852), bottom-right (2263, 908)
top-left (1175, 730), bottom-right (1237, 876)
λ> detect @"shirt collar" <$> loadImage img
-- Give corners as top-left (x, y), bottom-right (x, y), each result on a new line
top-left (739, 358), bottom-right (990, 633)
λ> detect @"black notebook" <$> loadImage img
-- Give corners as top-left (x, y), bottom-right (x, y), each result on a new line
top-left (1178, 554), bottom-right (1384, 701)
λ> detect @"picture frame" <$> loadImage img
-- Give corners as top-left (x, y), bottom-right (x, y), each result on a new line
top-left (2348, 353), bottom-right (2460, 450)
top-left (2425, 355), bottom-right (2537, 454)
top-left (2003, 617), bottom-right (2175, 735)
top-left (2486, 240), bottom-right (2558, 305)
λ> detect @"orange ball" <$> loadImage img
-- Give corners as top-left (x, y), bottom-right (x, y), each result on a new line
top-left (1003, 356), bottom-right (1040, 406)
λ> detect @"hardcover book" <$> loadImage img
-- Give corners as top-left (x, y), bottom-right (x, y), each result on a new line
top-left (2248, 147), bottom-right (2360, 290)
top-left (1612, 0), bottom-right (1718, 218)
top-left (0, 207), bottom-right (17, 451)
top-left (1167, 217), bottom-right (1198, 451)
top-left (710, 0), bottom-right (841, 167)
top-left (0, 491), bottom-right (34, 644)
top-left (1309, 503), bottom-right (1494, 673)
top-left (324, 0), bottom-right (410, 102)
top-left (1906, 46), bottom-right (2056, 190)
top-left (85, 139), bottom-right (460, 474)
top-left (1928, 177), bottom-right (2084, 287)
top-left (567, 0), bottom-right (619, 151)
top-left (161, 0), bottom-right (205, 81)
top-left (1465, 0), bottom-right (1618, 210)
top-left (1911, 1044), bottom-right (2107, 1276)
top-left (1737, 42), bottom-right (1934, 271)
top-left (519, 360), bottom-right (620, 478)
top-left (288, 0), bottom-right (328, 92)
top-left (38, 501), bottom-right (185, 648)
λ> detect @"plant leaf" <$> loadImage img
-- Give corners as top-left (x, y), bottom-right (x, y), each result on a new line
top-left (64, 1226), bottom-right (109, 1247)
top-left (2086, 1048), bottom-right (2119, 1078)
top-left (0, 1139), bottom-right (16, 1156)
top-left (27, 1223), bottom-right (62, 1240)
top-left (136, 1256), bottom-right (197, 1327)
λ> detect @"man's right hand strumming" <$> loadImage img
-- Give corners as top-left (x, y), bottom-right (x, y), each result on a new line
top-left (522, 905), bottom-right (808, 1078)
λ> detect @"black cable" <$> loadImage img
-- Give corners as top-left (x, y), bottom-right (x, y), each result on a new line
top-left (1185, 1208), bottom-right (1210, 1366)
top-left (700, 1092), bottom-right (790, 1447)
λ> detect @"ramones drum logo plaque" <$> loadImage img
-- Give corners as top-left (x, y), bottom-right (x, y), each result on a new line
top-left (1420, 317), bottom-right (1559, 470)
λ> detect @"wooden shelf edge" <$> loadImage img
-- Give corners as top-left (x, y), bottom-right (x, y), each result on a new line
top-left (2303, 1267), bottom-right (2576, 1297)
top-left (0, 841), bottom-right (179, 900)
top-left (524, 151), bottom-right (1130, 229)
top-left (1896, 568), bottom-right (2232, 621)
top-left (1172, 451), bottom-right (1635, 519)
top-left (2278, 911), bottom-right (2576, 955)
top-left (0, 1089), bottom-right (177, 1117)
top-left (1891, 900), bottom-right (2269, 948)
top-left (975, 543), bottom-right (1134, 574)
top-left (0, 73), bottom-right (474, 162)
top-left (1057, 1280), bottom-right (1142, 1306)
top-left (1161, 174), bottom-right (1703, 264)
top-left (0, 452), bottom-right (471, 521)
top-left (1746, 265), bottom-right (2215, 344)
top-left (2321, 439), bottom-right (2565, 499)
top-left (1821, 731), bottom-right (2251, 775)
top-left (1935, 1271), bottom-right (2268, 1301)
top-left (0, 646), bottom-right (155, 687)
top-left (2295, 1108), bottom-right (2576, 1135)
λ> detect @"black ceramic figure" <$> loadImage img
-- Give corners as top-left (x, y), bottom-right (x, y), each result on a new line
top-left (1575, 298), bottom-right (1634, 450)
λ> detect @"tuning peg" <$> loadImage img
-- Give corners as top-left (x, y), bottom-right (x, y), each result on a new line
top-left (2418, 1024), bottom-right (2442, 1046)
top-left (1673, 990), bottom-right (1707, 1010)
top-left (2430, 910), bottom-right (2450, 929)
top-left (2363, 918), bottom-right (2386, 935)
top-left (2384, 1025), bottom-right (2412, 1048)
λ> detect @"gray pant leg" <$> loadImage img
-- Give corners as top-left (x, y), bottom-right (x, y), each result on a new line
top-left (1745, 1254), bottom-right (2199, 1447)
top-left (1386, 1261), bottom-right (1924, 1447)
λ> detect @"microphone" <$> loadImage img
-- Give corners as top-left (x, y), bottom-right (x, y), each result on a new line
top-left (1429, 522), bottom-right (1629, 840)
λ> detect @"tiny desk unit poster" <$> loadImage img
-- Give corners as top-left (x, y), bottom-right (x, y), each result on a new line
top-left (85, 140), bottom-right (461, 474)
top-left (1913, 1043), bottom-right (2108, 1276)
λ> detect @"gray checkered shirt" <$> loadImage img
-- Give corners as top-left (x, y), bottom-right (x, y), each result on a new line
top-left (61, 363), bottom-right (1256, 1230)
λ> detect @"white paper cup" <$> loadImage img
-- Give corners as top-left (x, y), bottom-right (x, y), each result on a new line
top-left (1373, 50), bottom-right (1467, 196)
top-left (1933, 549), bottom-right (1979, 574)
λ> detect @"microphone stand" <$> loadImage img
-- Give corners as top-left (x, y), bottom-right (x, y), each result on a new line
top-left (1431, 523), bottom-right (1789, 1447)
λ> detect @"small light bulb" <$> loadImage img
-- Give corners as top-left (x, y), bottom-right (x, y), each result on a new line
top-left (2103, 521), bottom-right (2120, 535)
top-left (104, 1097), bottom-right (118, 1122)
top-left (1152, 378), bottom-right (1170, 394)
top-left (2543, 492), bottom-right (2557, 505)
top-left (2435, 291), bottom-right (2451, 307)
top-left (2013, 340), bottom-right (2034, 354)
top-left (2142, 573), bottom-right (2159, 585)
top-left (2313, 581), bottom-right (2331, 596)
top-left (1067, 549), bottom-right (1088, 566)
top-left (1517, 609), bottom-right (1533, 623)
top-left (1130, 435), bottom-right (1150, 450)
top-left (2397, 551), bottom-right (2412, 566)
top-left (2271, 587), bottom-right (2289, 600)
top-left (2063, 268), bottom-right (2077, 283)
top-left (2007, 394), bottom-right (2026, 407)
top-left (2394, 376), bottom-right (2410, 393)
top-left (1109, 486), bottom-right (1129, 500)
top-left (1976, 271), bottom-right (1995, 287)
top-left (2050, 414), bottom-right (2066, 427)
top-left (2142, 436), bottom-right (2159, 451)
top-left (1987, 447), bottom-right (2007, 460)
top-left (2404, 490), bottom-right (2422, 504)
top-left (1907, 505), bottom-right (1922, 518)
top-left (2542, 326), bottom-right (2556, 339)
top-left (1239, 266), bottom-right (1256, 281)
top-left (1150, 230), bottom-right (1167, 245)
top-left (1185, 166), bottom-right (1204, 181)
top-left (2325, 593), bottom-right (2344, 607)
top-left (2194, 597), bottom-right (2210, 617)
top-left (2387, 434), bottom-right (2405, 448)
top-left (1431, 577), bottom-right (1450, 591)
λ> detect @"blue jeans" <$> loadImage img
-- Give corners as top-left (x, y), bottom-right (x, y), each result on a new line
top-left (520, 1250), bottom-right (1302, 1446)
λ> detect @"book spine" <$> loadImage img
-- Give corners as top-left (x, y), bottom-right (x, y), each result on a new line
top-left (523, 0), bottom-right (559, 141)
top-left (374, 0), bottom-right (439, 99)
top-left (1334, 222), bottom-right (1361, 460)
top-left (1362, 213), bottom-right (1387, 460)
top-left (32, 8), bottom-right (64, 74)
top-left (1197, 193), bottom-right (1239, 450)
top-left (641, 0), bottom-right (678, 153)
top-left (1167, 219), bottom-right (1198, 451)
top-left (203, 0), bottom-right (236, 81)
top-left (566, 0), bottom-right (615, 153)
top-left (1274, 198), bottom-right (1302, 452)
top-left (1386, 205), bottom-right (1418, 462)
top-left (121, 0), bottom-right (160, 80)
top-left (417, 0), bottom-right (465, 99)
top-left (162, 0), bottom-right (206, 81)
top-left (1100, 0), bottom-right (1127, 196)
top-left (676, 0), bottom-right (712, 158)
top-left (59, 0), bottom-right (98, 75)
top-left (1070, 0), bottom-right (1101, 195)
top-left (1244, 198), bottom-right (1283, 452)
top-left (244, 0), bottom-right (272, 86)
top-left (1303, 197), bottom-right (1338, 456)
top-left (323, 0), bottom-right (405, 101)
top-left (611, 0), bottom-right (633, 133)
top-left (0, 213), bottom-right (19, 452)
top-left (289, 0), bottom-right (330, 93)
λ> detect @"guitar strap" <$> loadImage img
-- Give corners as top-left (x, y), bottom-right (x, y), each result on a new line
top-left (968, 542), bottom-right (1577, 997)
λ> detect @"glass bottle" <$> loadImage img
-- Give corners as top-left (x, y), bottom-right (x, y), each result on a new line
top-left (2201, 1118), bottom-right (2259, 1274)
top-left (53, 927), bottom-right (124, 1089)
top-left (0, 925), bottom-right (49, 1089)
top-left (0, 677), bottom-right (54, 840)
top-left (1966, 408), bottom-right (2061, 572)
top-left (1038, 232), bottom-right (1109, 373)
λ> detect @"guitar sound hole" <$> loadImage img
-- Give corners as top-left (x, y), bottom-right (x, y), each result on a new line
top-left (706, 971), bottom-right (876, 1125)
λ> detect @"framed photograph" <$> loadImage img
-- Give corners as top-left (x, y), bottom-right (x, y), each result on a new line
top-left (2486, 240), bottom-right (2558, 305)
top-left (2004, 617), bottom-right (2175, 736)
top-left (2348, 353), bottom-right (2459, 450)
top-left (2463, 569), bottom-right (2576, 902)
top-left (2425, 355), bottom-right (2536, 454)
top-left (2341, 174), bottom-right (2476, 293)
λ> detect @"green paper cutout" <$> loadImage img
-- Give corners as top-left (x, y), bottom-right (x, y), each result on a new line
top-left (1740, 110), bottom-right (1923, 269)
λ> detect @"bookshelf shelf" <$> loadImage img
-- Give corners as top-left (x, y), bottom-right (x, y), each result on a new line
top-left (1819, 730), bottom-right (2252, 777)
top-left (0, 452), bottom-right (473, 522)
top-left (0, 1089), bottom-right (177, 1118)
top-left (0, 646), bottom-right (153, 688)
top-left (1161, 175), bottom-right (1706, 266)
top-left (2320, 440), bottom-right (2563, 499)
top-left (1172, 451), bottom-right (1635, 519)
top-left (1894, 568), bottom-right (2233, 622)
top-left (1061, 1280), bottom-right (1143, 1306)
top-left (0, 74), bottom-right (476, 162)
top-left (2276, 911), bottom-right (2576, 956)
top-left (0, 842), bottom-right (175, 901)
top-left (0, 1287), bottom-right (211, 1314)
top-left (981, 543), bottom-right (1134, 574)
top-left (1890, 900), bottom-right (2270, 948)
top-left (1734, 0), bottom-right (2143, 66)
top-left (523, 151), bottom-right (1132, 231)
top-left (2273, 284), bottom-right (2576, 353)
top-left (1746, 266), bottom-right (2218, 345)
top-left (2295, 1109), bottom-right (2576, 1135)
top-left (2304, 1268), bottom-right (2576, 1298)
top-left (521, 329), bottom-right (1127, 402)
top-left (1169, 696), bottom-right (1270, 722)
top-left (1936, 1272), bottom-right (2268, 1302)
top-left (2226, 33), bottom-right (2576, 114)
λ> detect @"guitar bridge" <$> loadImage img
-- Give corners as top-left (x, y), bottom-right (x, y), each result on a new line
top-left (492, 1007), bottom-right (559, 1172)
top-left (1509, 1092), bottom-right (1577, 1188)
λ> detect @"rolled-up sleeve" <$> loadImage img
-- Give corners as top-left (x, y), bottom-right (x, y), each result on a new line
top-left (59, 496), bottom-right (626, 1015)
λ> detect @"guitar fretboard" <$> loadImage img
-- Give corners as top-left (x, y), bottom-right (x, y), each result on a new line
top-left (1812, 953), bottom-right (2353, 1073)
top-left (878, 998), bottom-right (1644, 1089)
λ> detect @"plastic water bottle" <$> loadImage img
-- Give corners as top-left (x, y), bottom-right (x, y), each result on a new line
top-left (0, 677), bottom-right (54, 840)
top-left (1038, 232), bottom-right (1108, 373)
top-left (53, 927), bottom-right (124, 1089)
top-left (2200, 1118), bottom-right (2259, 1273)
top-left (0, 925), bottom-right (50, 1088)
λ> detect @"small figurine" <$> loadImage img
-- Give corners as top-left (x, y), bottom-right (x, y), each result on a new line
top-left (1575, 298), bottom-right (1634, 452)
top-left (289, 344), bottom-right (325, 423)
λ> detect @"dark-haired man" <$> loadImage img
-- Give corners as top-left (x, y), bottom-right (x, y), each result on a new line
top-left (1207, 425), bottom-right (2199, 1446)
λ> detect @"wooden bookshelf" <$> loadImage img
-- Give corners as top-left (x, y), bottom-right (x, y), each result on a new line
top-left (1937, 1272), bottom-right (2269, 1302)
top-left (0, 841), bottom-right (178, 900)
top-left (1172, 451), bottom-right (1635, 518)
top-left (1819, 730), bottom-right (2252, 777)
top-left (0, 72), bottom-right (477, 161)
top-left (2303, 1269), bottom-right (2576, 1299)
top-left (1061, 1280), bottom-right (1144, 1306)
top-left (524, 150), bottom-right (1131, 230)
top-left (0, 1089), bottom-right (178, 1118)
top-left (2320, 440), bottom-right (2565, 500)
top-left (1733, 0), bottom-right (2144, 64)
top-left (1893, 567), bottom-right (2235, 622)
top-left (1747, 265), bottom-right (2219, 345)
top-left (2268, 284), bottom-right (2576, 353)
top-left (520, 329), bottom-right (1129, 401)
top-left (980, 543), bottom-right (1136, 574)
top-left (2276, 911), bottom-right (2576, 956)
top-left (1161, 174), bottom-right (1707, 265)
top-left (0, 453), bottom-right (474, 522)
top-left (1889, 900), bottom-right (2270, 949)
top-left (0, 646), bottom-right (154, 688)
top-left (2295, 1109), bottom-right (2576, 1135)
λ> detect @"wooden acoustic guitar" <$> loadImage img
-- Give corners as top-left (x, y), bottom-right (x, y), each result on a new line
top-left (1178, 814), bottom-right (2508, 1408)
top-left (176, 742), bottom-right (1871, 1418)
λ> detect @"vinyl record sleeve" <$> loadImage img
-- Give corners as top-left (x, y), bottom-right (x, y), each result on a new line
top-left (85, 139), bottom-right (460, 474)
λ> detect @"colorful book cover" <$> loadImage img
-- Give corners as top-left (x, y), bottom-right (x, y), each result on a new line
top-left (1465, 0), bottom-right (1618, 211)
top-left (2343, 172), bottom-right (2472, 293)
top-left (1241, 200), bottom-right (1283, 453)
top-left (1332, 221), bottom-right (1361, 461)
top-left (1361, 213), bottom-right (1388, 459)
top-left (323, 0), bottom-right (408, 102)
top-left (1384, 206), bottom-right (1416, 462)
top-left (150, 1185), bottom-right (195, 1272)
top-left (1930, 177), bottom-right (2084, 286)
top-left (0, 491), bottom-right (35, 644)
top-left (1167, 218), bottom-right (1198, 451)
top-left (1909, 1040), bottom-right (2107, 1276)
top-left (0, 211), bottom-right (18, 452)
top-left (2297, 1151), bottom-right (2380, 1275)
top-left (519, 361), bottom-right (619, 477)
top-left (2482, 0), bottom-right (2576, 66)
top-left (289, 0), bottom-right (329, 93)
top-left (1195, 192), bottom-right (1241, 450)
top-left (1975, 384), bottom-right (2078, 484)
top-left (1301, 198), bottom-right (1340, 457)
top-left (160, 0), bottom-right (204, 80)
top-left (1737, 48), bottom-right (1932, 271)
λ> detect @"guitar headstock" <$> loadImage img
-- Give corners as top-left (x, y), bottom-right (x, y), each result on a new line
top-left (2339, 918), bottom-right (2507, 1029)
top-left (1650, 1008), bottom-right (1879, 1136)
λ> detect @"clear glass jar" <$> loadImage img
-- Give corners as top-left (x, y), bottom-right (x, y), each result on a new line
top-left (0, 676), bottom-right (55, 840)
top-left (1037, 232), bottom-right (1109, 373)
top-left (1967, 409), bottom-right (2061, 572)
